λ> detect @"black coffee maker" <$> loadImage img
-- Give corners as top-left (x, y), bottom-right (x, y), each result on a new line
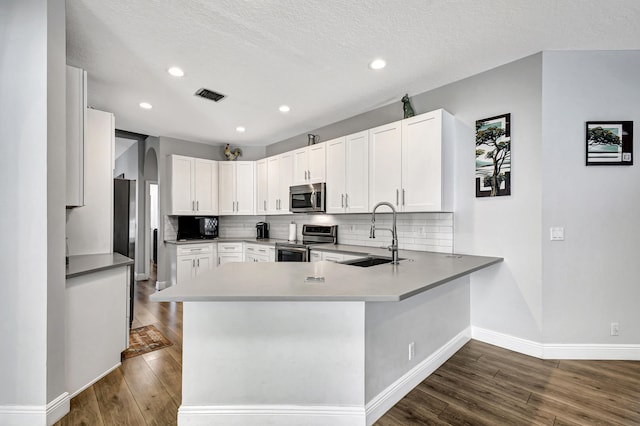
top-left (256, 222), bottom-right (269, 239)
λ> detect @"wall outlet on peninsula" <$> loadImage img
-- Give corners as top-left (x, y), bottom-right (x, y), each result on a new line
top-left (610, 322), bottom-right (619, 336)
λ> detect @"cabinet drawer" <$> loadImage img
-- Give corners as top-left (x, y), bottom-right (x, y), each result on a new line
top-left (218, 242), bottom-right (243, 253)
top-left (177, 243), bottom-right (213, 256)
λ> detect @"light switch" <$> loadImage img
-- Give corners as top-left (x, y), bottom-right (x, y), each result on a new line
top-left (550, 227), bottom-right (565, 241)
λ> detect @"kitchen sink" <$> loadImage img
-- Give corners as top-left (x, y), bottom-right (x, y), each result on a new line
top-left (340, 256), bottom-right (404, 267)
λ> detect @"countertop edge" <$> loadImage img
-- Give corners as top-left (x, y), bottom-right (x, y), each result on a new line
top-left (66, 253), bottom-right (134, 279)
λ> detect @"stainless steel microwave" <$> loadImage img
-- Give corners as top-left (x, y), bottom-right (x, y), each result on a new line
top-left (289, 183), bottom-right (325, 213)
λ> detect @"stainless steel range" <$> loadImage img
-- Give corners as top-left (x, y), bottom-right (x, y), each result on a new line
top-left (275, 224), bottom-right (338, 262)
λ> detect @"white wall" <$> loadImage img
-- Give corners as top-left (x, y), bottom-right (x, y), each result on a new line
top-left (114, 141), bottom-right (138, 179)
top-left (541, 51), bottom-right (640, 344)
top-left (0, 0), bottom-right (68, 423)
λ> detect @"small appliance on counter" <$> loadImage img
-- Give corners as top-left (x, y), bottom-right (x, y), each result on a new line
top-left (177, 216), bottom-right (219, 240)
top-left (256, 222), bottom-right (269, 239)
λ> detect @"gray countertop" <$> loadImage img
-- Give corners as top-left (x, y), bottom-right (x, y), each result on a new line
top-left (66, 253), bottom-right (134, 279)
top-left (165, 238), bottom-right (284, 246)
top-left (150, 250), bottom-right (502, 303)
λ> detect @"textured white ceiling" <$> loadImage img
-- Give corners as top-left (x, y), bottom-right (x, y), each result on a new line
top-left (66, 0), bottom-right (640, 147)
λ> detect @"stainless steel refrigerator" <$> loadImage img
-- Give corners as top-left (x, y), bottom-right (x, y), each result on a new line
top-left (113, 178), bottom-right (136, 327)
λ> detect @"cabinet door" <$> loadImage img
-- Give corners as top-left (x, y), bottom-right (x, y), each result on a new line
top-left (219, 253), bottom-right (243, 265)
top-left (292, 147), bottom-right (309, 185)
top-left (309, 251), bottom-right (322, 262)
top-left (195, 253), bottom-right (214, 274)
top-left (170, 156), bottom-right (195, 215)
top-left (322, 252), bottom-right (343, 263)
top-left (369, 121), bottom-right (402, 210)
top-left (194, 159), bottom-right (218, 215)
top-left (266, 156), bottom-right (280, 214)
top-left (325, 137), bottom-right (346, 213)
top-left (268, 247), bottom-right (276, 262)
top-left (218, 162), bottom-right (236, 215)
top-left (256, 159), bottom-right (268, 214)
top-left (235, 162), bottom-right (255, 215)
top-left (401, 111), bottom-right (442, 212)
top-left (66, 66), bottom-right (86, 207)
top-left (345, 131), bottom-right (369, 213)
top-left (176, 256), bottom-right (195, 284)
top-left (278, 152), bottom-right (293, 213)
top-left (308, 143), bottom-right (326, 183)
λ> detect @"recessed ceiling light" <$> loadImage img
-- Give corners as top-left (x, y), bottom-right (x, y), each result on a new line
top-left (168, 67), bottom-right (184, 77)
top-left (279, 105), bottom-right (290, 113)
top-left (369, 59), bottom-right (386, 70)
top-left (236, 126), bottom-right (246, 133)
top-left (139, 102), bottom-right (153, 109)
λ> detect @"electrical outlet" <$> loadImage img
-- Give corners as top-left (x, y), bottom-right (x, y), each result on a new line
top-left (611, 322), bottom-right (619, 336)
top-left (408, 342), bottom-right (415, 360)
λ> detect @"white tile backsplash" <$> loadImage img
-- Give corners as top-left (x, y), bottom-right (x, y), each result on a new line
top-left (219, 212), bottom-right (454, 253)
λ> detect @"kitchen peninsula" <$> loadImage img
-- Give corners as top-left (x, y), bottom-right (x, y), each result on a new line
top-left (151, 249), bottom-right (501, 425)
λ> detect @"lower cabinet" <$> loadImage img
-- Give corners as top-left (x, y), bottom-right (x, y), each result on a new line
top-left (218, 242), bottom-right (244, 265)
top-left (173, 243), bottom-right (215, 284)
top-left (245, 243), bottom-right (271, 262)
top-left (310, 250), bottom-right (363, 263)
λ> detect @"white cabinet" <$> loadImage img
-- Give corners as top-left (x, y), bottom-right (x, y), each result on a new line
top-left (266, 152), bottom-right (293, 214)
top-left (310, 250), bottom-right (364, 263)
top-left (219, 161), bottom-right (255, 215)
top-left (369, 121), bottom-right (403, 209)
top-left (245, 243), bottom-right (271, 262)
top-left (218, 242), bottom-right (244, 264)
top-left (255, 159), bottom-right (268, 214)
top-left (326, 131), bottom-right (369, 214)
top-left (174, 243), bottom-right (215, 284)
top-left (66, 65), bottom-right (87, 207)
top-left (369, 109), bottom-right (454, 212)
top-left (293, 143), bottom-right (325, 185)
top-left (168, 155), bottom-right (219, 215)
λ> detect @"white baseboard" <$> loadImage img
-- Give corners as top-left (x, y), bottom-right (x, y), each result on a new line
top-left (472, 326), bottom-right (640, 360)
top-left (365, 327), bottom-right (471, 425)
top-left (178, 404), bottom-right (366, 426)
top-left (0, 392), bottom-right (70, 426)
top-left (47, 393), bottom-right (70, 426)
top-left (471, 326), bottom-right (544, 358)
top-left (135, 273), bottom-right (149, 281)
top-left (69, 362), bottom-right (121, 399)
top-left (155, 280), bottom-right (169, 290)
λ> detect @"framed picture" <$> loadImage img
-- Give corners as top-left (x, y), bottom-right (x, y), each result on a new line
top-left (475, 113), bottom-right (511, 197)
top-left (585, 121), bottom-right (633, 166)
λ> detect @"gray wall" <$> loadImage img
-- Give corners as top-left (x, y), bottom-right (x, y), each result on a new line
top-left (265, 54), bottom-right (544, 343)
top-left (541, 51), bottom-right (640, 344)
top-left (114, 142), bottom-right (139, 179)
top-left (0, 0), bottom-right (67, 416)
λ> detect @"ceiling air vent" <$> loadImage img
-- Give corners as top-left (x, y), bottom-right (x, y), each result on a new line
top-left (194, 88), bottom-right (226, 103)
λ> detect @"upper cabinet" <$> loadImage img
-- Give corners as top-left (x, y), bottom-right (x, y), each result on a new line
top-left (292, 143), bottom-right (325, 185)
top-left (255, 159), bottom-right (268, 215)
top-left (66, 65), bottom-right (87, 207)
top-left (326, 131), bottom-right (369, 214)
top-left (266, 152), bottom-right (293, 214)
top-left (168, 155), bottom-right (219, 216)
top-left (219, 161), bottom-right (255, 215)
top-left (369, 109), bottom-right (454, 212)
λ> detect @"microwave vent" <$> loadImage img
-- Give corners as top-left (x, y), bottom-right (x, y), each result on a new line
top-left (194, 88), bottom-right (226, 102)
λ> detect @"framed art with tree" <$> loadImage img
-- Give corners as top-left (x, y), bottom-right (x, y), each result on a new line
top-left (475, 113), bottom-right (511, 197)
top-left (585, 121), bottom-right (633, 166)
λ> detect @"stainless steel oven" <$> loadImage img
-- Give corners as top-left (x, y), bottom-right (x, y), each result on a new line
top-left (275, 244), bottom-right (308, 262)
top-left (275, 224), bottom-right (338, 262)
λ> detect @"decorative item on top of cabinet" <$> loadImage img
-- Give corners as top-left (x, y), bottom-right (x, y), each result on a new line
top-left (401, 93), bottom-right (415, 119)
top-left (224, 144), bottom-right (242, 160)
top-left (307, 134), bottom-right (319, 145)
top-left (475, 113), bottom-right (511, 197)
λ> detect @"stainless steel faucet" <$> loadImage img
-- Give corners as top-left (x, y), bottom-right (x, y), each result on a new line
top-left (370, 201), bottom-right (399, 264)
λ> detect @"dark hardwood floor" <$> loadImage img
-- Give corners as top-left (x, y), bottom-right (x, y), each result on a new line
top-left (57, 274), bottom-right (640, 425)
